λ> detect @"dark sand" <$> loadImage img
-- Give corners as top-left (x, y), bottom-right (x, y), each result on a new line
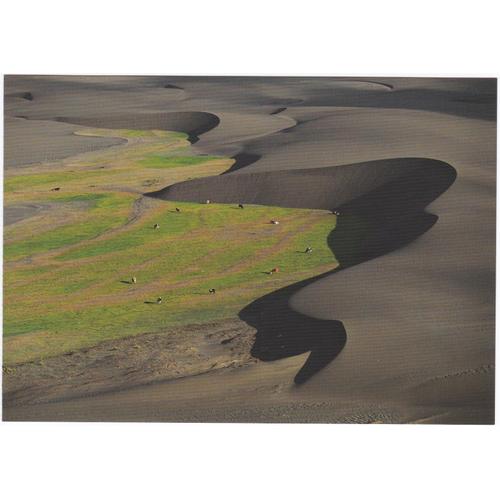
top-left (3, 76), bottom-right (496, 423)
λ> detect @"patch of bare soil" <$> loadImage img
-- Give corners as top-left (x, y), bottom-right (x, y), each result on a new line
top-left (3, 319), bottom-right (257, 407)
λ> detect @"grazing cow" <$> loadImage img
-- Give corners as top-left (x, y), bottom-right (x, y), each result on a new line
top-left (269, 267), bottom-right (280, 275)
top-left (332, 210), bottom-right (340, 216)
top-left (175, 207), bottom-right (181, 213)
top-left (156, 297), bottom-right (163, 304)
top-left (305, 247), bottom-right (313, 253)
top-left (131, 276), bottom-right (137, 284)
top-left (238, 204), bottom-right (244, 209)
top-left (270, 220), bottom-right (280, 225)
top-left (209, 288), bottom-right (216, 294)
top-left (51, 187), bottom-right (61, 191)
top-left (206, 200), bottom-right (211, 204)
top-left (153, 223), bottom-right (160, 229)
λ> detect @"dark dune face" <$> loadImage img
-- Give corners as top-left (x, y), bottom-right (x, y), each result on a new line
top-left (149, 158), bottom-right (455, 212)
top-left (270, 107), bottom-right (287, 115)
top-left (5, 91), bottom-right (34, 102)
top-left (244, 274), bottom-right (348, 385)
top-left (152, 157), bottom-right (457, 383)
top-left (330, 161), bottom-right (457, 266)
top-left (224, 152), bottom-right (262, 173)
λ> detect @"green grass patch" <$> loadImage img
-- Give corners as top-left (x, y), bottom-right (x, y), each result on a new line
top-left (3, 127), bottom-right (341, 365)
top-left (4, 203), bottom-right (337, 363)
top-left (4, 170), bottom-right (108, 193)
top-left (4, 193), bottom-right (134, 261)
top-left (138, 155), bottom-right (220, 169)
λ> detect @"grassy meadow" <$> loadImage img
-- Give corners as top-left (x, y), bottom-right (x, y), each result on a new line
top-left (4, 128), bottom-right (338, 365)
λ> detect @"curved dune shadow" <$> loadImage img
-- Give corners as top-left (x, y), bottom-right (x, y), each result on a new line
top-left (241, 272), bottom-right (347, 384)
top-left (330, 164), bottom-right (457, 267)
top-left (224, 152), bottom-right (261, 174)
top-left (53, 111), bottom-right (220, 144)
top-left (151, 158), bottom-right (457, 383)
top-left (6, 91), bottom-right (34, 101)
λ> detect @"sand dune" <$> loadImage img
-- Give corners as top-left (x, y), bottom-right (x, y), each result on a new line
top-left (3, 76), bottom-right (495, 423)
top-left (53, 111), bottom-right (220, 142)
top-left (150, 158), bottom-right (455, 213)
top-left (5, 91), bottom-right (34, 102)
top-left (150, 157), bottom-right (457, 386)
top-left (4, 116), bottom-right (125, 168)
top-left (163, 83), bottom-right (183, 90)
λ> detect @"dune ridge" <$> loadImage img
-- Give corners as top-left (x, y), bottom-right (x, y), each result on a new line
top-left (149, 158), bottom-right (455, 212)
top-left (149, 157), bottom-right (457, 383)
top-left (3, 76), bottom-right (495, 423)
top-left (53, 111), bottom-right (221, 143)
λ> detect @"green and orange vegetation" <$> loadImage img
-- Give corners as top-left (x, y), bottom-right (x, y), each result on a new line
top-left (3, 128), bottom-right (338, 365)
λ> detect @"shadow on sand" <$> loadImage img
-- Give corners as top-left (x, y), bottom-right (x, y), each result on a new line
top-left (154, 157), bottom-right (457, 383)
top-left (240, 160), bottom-right (457, 384)
top-left (224, 152), bottom-right (261, 174)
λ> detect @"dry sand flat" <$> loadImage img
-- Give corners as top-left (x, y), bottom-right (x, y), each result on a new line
top-left (3, 76), bottom-right (496, 423)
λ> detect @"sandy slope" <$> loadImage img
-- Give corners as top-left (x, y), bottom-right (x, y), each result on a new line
top-left (3, 76), bottom-right (496, 423)
top-left (4, 116), bottom-right (125, 167)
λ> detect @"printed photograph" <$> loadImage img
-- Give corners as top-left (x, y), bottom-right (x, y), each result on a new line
top-left (2, 76), bottom-right (496, 423)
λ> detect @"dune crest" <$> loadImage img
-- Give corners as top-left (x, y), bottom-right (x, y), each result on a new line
top-left (53, 111), bottom-right (220, 143)
top-left (149, 157), bottom-right (457, 382)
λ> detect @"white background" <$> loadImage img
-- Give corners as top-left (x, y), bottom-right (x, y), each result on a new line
top-left (0, 1), bottom-right (498, 499)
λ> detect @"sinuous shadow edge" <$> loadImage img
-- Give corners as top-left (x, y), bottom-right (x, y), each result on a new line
top-left (148, 158), bottom-right (457, 384)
